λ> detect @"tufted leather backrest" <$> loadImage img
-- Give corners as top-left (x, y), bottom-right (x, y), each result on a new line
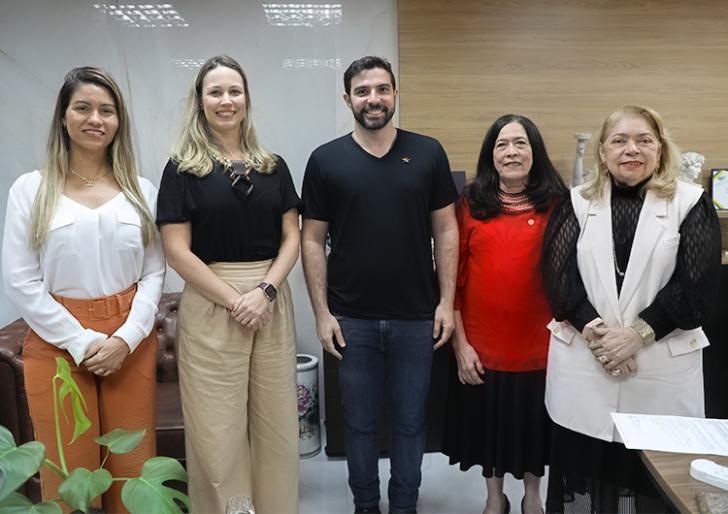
top-left (155, 293), bottom-right (181, 383)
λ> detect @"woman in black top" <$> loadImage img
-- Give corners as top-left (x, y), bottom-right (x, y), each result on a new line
top-left (541, 105), bottom-right (720, 513)
top-left (156, 55), bottom-right (301, 514)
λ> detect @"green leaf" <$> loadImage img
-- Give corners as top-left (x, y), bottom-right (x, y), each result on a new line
top-left (54, 358), bottom-right (91, 444)
top-left (58, 468), bottom-right (112, 512)
top-left (95, 428), bottom-right (146, 455)
top-left (121, 457), bottom-right (190, 514)
top-left (0, 492), bottom-right (62, 514)
top-left (0, 426), bottom-right (45, 502)
top-left (32, 502), bottom-right (64, 514)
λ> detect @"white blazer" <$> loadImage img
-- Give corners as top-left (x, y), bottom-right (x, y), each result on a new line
top-left (545, 180), bottom-right (708, 442)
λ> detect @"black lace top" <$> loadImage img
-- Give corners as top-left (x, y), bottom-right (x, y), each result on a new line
top-left (542, 180), bottom-right (721, 340)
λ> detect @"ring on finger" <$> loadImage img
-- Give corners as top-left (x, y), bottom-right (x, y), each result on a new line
top-left (588, 340), bottom-right (601, 350)
top-left (597, 355), bottom-right (609, 365)
top-left (611, 368), bottom-right (622, 376)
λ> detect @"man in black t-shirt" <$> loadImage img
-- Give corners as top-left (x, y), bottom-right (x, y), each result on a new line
top-left (301, 56), bottom-right (458, 514)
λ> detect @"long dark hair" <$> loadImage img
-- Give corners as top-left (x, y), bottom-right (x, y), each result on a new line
top-left (465, 114), bottom-right (567, 219)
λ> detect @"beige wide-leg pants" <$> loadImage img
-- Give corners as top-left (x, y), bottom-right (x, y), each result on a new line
top-left (177, 261), bottom-right (299, 514)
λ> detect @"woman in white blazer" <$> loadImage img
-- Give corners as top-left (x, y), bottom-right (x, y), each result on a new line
top-left (541, 105), bottom-right (720, 514)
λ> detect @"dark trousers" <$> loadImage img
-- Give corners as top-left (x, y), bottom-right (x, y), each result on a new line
top-left (336, 316), bottom-right (434, 513)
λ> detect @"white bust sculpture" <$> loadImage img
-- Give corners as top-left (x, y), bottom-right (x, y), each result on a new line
top-left (679, 151), bottom-right (705, 183)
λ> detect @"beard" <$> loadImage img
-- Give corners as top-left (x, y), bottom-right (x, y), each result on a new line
top-left (353, 103), bottom-right (395, 130)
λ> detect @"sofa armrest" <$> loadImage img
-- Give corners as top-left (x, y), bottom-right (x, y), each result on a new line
top-left (0, 318), bottom-right (32, 445)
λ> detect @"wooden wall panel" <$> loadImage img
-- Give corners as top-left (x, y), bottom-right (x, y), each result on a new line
top-left (398, 0), bottom-right (728, 185)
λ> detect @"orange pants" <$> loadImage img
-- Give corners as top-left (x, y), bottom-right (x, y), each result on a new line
top-left (23, 286), bottom-right (157, 514)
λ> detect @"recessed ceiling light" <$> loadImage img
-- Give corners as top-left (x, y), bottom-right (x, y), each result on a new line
top-left (93, 3), bottom-right (189, 28)
top-left (262, 3), bottom-right (342, 27)
top-left (282, 58), bottom-right (341, 69)
top-left (171, 58), bottom-right (207, 69)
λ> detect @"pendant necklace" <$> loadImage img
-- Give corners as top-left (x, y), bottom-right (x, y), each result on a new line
top-left (69, 167), bottom-right (109, 187)
top-left (613, 246), bottom-right (626, 278)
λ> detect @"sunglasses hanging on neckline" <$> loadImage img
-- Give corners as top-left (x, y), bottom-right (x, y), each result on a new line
top-left (228, 160), bottom-right (254, 198)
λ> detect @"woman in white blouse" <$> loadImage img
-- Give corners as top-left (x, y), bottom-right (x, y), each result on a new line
top-left (2, 67), bottom-right (164, 514)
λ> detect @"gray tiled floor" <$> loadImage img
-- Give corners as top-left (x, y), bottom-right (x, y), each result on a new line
top-left (300, 443), bottom-right (548, 514)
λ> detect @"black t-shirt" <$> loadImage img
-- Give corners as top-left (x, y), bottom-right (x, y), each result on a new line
top-left (156, 156), bottom-right (302, 263)
top-left (302, 129), bottom-right (458, 320)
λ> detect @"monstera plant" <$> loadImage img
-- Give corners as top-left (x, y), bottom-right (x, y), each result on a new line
top-left (0, 357), bottom-right (189, 514)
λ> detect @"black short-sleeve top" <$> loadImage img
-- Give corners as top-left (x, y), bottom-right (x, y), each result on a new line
top-left (156, 156), bottom-right (302, 264)
top-left (301, 129), bottom-right (458, 319)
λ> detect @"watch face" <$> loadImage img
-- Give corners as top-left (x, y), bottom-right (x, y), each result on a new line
top-left (262, 283), bottom-right (277, 300)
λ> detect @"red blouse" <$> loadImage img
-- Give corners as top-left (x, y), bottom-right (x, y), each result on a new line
top-left (455, 198), bottom-right (553, 371)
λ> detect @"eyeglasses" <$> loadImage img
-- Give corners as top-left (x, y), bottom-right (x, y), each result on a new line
top-left (228, 160), bottom-right (254, 198)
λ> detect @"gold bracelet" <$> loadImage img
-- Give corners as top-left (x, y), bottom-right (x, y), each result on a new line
top-left (630, 317), bottom-right (656, 346)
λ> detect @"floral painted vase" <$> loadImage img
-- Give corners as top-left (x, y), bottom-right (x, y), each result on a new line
top-left (296, 353), bottom-right (321, 457)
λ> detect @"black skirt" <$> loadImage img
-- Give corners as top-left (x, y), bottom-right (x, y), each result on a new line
top-left (545, 421), bottom-right (675, 514)
top-left (441, 355), bottom-right (550, 479)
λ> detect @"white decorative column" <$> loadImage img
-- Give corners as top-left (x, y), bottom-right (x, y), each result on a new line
top-left (571, 133), bottom-right (592, 187)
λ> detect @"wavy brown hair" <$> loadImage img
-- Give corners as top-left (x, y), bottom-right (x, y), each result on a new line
top-left (173, 55), bottom-right (276, 176)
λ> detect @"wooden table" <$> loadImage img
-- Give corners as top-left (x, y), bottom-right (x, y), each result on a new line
top-left (640, 451), bottom-right (728, 513)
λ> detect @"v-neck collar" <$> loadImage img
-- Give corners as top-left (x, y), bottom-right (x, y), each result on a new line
top-left (62, 191), bottom-right (123, 211)
top-left (348, 129), bottom-right (399, 160)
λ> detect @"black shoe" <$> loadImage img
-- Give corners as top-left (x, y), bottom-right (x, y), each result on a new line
top-left (355, 506), bottom-right (381, 514)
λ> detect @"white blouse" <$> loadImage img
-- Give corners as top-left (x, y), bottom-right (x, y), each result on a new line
top-left (2, 170), bottom-right (165, 365)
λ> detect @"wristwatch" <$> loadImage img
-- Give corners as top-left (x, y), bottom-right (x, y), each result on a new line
top-left (257, 282), bottom-right (277, 302)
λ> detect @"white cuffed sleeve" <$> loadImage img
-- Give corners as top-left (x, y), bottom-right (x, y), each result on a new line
top-left (2, 172), bottom-right (107, 365)
top-left (111, 178), bottom-right (165, 351)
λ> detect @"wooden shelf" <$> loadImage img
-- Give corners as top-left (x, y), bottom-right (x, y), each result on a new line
top-left (717, 210), bottom-right (728, 219)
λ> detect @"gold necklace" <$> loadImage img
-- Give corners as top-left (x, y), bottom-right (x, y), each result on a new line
top-left (69, 167), bottom-right (109, 187)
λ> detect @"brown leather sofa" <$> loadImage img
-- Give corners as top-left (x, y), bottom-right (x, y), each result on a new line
top-left (0, 293), bottom-right (184, 501)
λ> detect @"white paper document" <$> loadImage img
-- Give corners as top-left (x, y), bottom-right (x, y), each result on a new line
top-left (611, 413), bottom-right (728, 455)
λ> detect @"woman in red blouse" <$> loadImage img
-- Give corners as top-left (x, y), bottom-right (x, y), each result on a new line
top-left (442, 114), bottom-right (567, 514)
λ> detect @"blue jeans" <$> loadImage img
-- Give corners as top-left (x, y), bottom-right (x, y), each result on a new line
top-left (335, 316), bottom-right (434, 513)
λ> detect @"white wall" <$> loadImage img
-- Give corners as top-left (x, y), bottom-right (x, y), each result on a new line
top-left (0, 0), bottom-right (398, 368)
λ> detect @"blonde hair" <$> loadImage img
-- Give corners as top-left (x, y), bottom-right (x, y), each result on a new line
top-left (173, 55), bottom-right (276, 176)
top-left (582, 105), bottom-right (680, 202)
top-left (30, 67), bottom-right (156, 250)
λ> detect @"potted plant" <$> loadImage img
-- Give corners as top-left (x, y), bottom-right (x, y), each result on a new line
top-left (0, 357), bottom-right (190, 513)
